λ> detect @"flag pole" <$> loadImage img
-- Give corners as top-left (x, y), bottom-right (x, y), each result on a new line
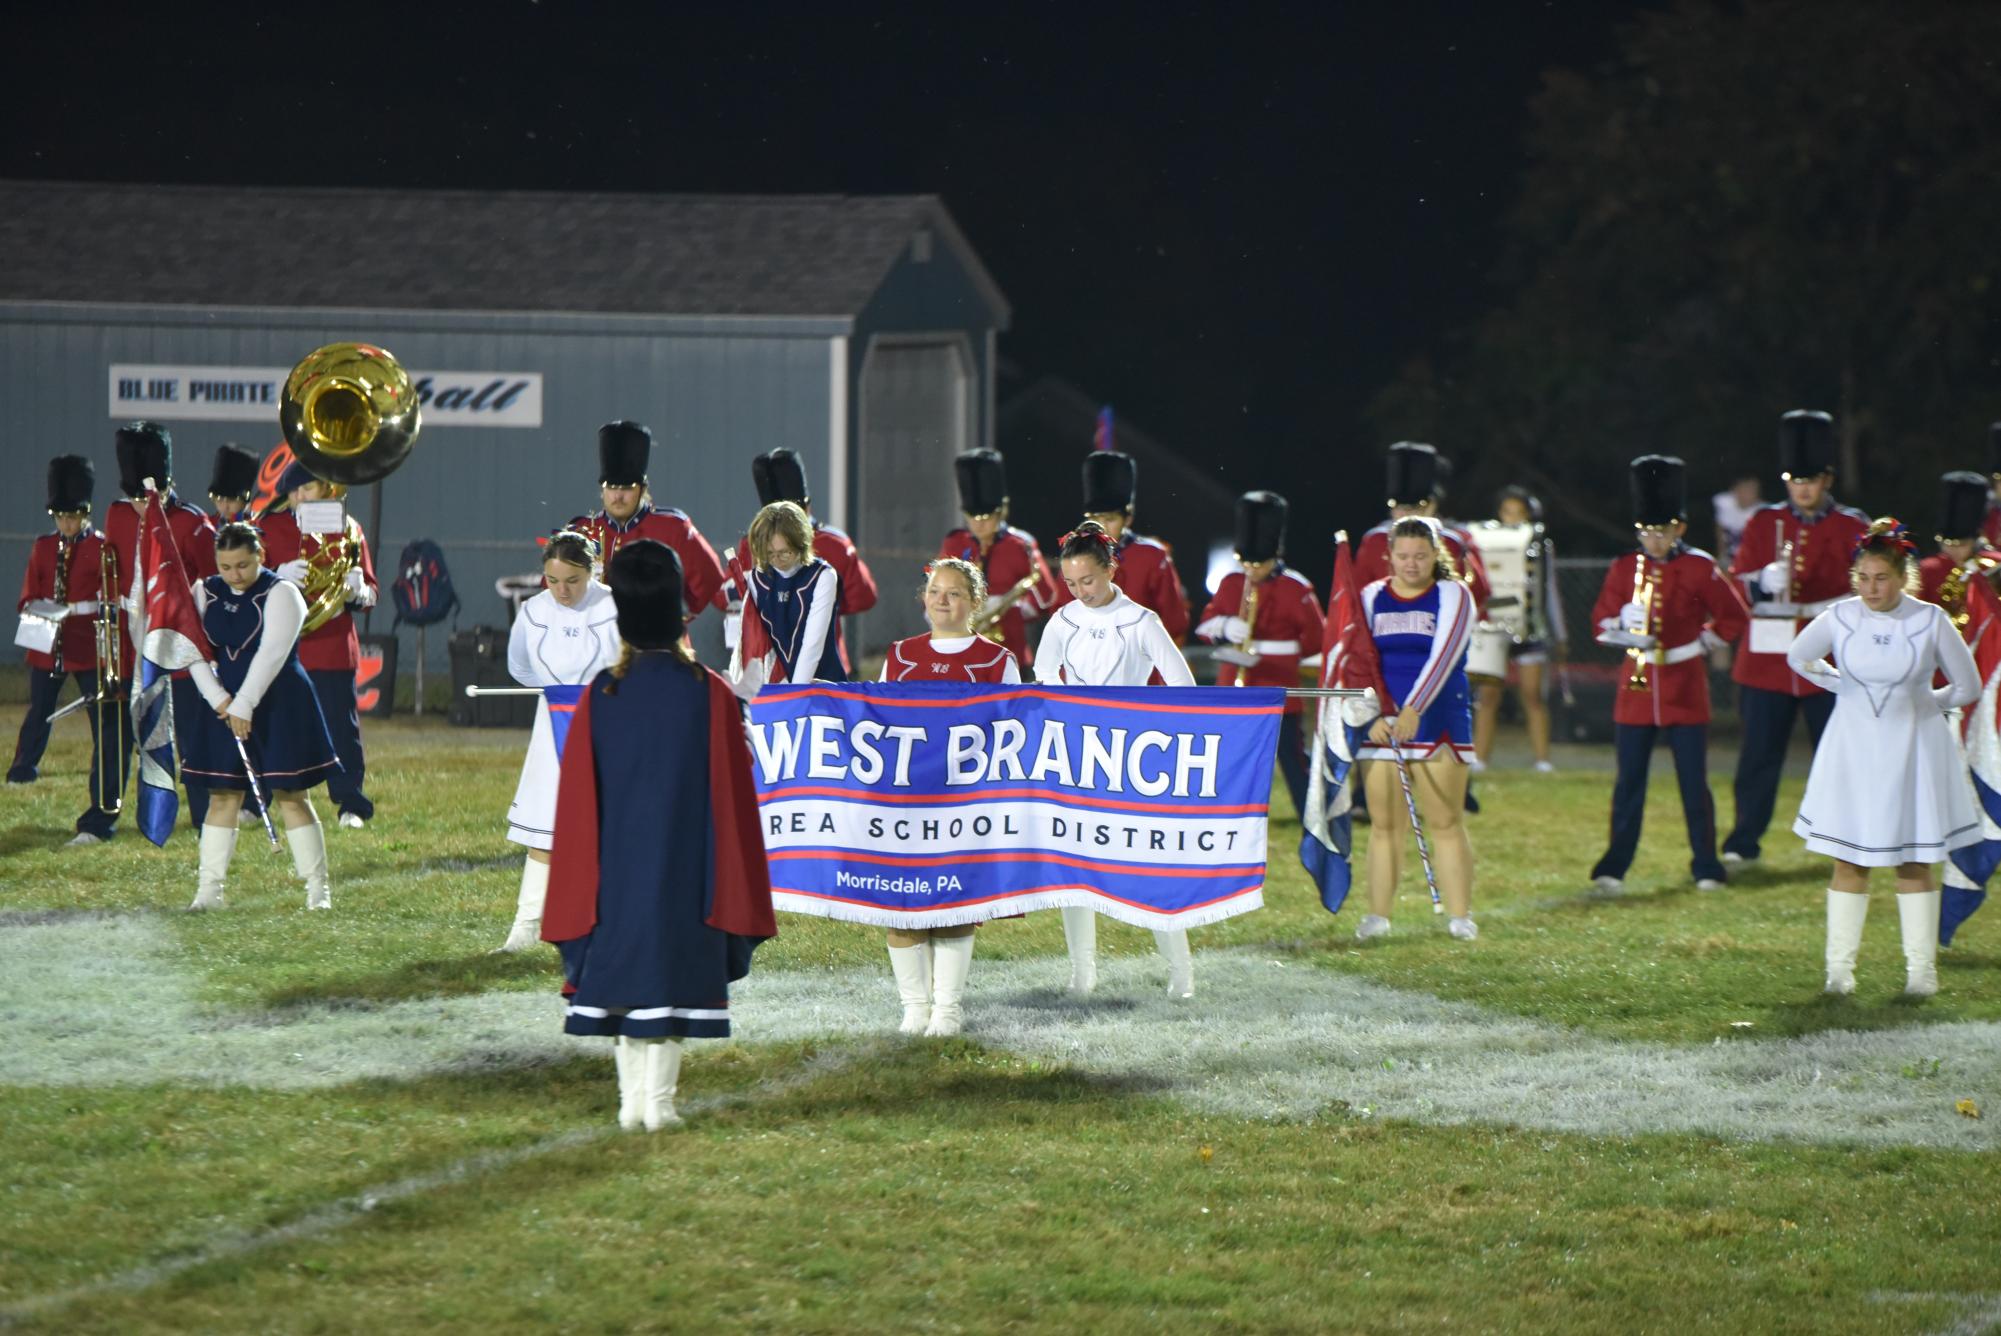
top-left (233, 735), bottom-right (282, 849)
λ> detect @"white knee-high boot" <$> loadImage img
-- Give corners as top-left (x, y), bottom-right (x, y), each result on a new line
top-left (287, 819), bottom-right (332, 910)
top-left (1061, 907), bottom-right (1098, 995)
top-left (1154, 928), bottom-right (1194, 999)
top-left (190, 824), bottom-right (236, 910)
top-left (925, 933), bottom-right (975, 1037)
top-left (493, 857), bottom-right (550, 953)
top-left (613, 1036), bottom-right (645, 1130)
top-left (1897, 890), bottom-right (1942, 996)
top-left (643, 1038), bottom-right (684, 1131)
top-left (1824, 890), bottom-right (1868, 994)
top-left (887, 943), bottom-right (933, 1034)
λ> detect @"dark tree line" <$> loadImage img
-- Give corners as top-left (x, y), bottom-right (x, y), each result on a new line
top-left (1369, 0), bottom-right (2001, 551)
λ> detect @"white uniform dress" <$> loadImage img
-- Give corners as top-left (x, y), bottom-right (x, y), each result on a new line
top-left (1788, 594), bottom-right (1982, 866)
top-left (1032, 587), bottom-right (1196, 688)
top-left (506, 582), bottom-right (621, 850)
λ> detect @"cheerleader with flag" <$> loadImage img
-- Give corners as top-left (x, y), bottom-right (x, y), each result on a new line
top-left (492, 530), bottom-right (621, 952)
top-left (176, 522), bottom-right (340, 911)
top-left (543, 540), bottom-right (776, 1131)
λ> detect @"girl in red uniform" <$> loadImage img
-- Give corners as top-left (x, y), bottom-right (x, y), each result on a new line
top-left (876, 556), bottom-right (1018, 1036)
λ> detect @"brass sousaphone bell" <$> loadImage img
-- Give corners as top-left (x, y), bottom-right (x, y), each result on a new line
top-left (278, 343), bottom-right (423, 632)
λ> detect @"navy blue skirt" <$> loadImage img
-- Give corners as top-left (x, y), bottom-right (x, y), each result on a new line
top-left (181, 660), bottom-right (339, 792)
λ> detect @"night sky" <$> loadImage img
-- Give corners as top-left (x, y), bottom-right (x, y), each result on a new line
top-left (4, 1), bottom-right (1646, 532)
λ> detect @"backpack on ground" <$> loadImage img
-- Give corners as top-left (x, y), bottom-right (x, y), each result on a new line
top-left (391, 538), bottom-right (461, 629)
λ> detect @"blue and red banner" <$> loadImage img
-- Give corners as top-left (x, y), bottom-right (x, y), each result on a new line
top-left (748, 683), bottom-right (1283, 929)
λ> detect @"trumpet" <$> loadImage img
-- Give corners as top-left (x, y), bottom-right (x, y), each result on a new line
top-left (1229, 577), bottom-right (1262, 686)
top-left (973, 574), bottom-right (1039, 643)
top-left (1624, 554), bottom-right (1656, 693)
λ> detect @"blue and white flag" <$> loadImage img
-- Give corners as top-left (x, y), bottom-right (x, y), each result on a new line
top-left (1945, 628), bottom-right (2001, 943)
top-left (748, 682), bottom-right (1283, 930)
top-left (131, 658), bottom-right (179, 847)
top-left (1299, 702), bottom-right (1363, 915)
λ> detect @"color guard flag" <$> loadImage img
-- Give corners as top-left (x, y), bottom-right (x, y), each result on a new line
top-left (1298, 533), bottom-right (1381, 915)
top-left (1945, 575), bottom-right (2001, 943)
top-left (132, 486), bottom-right (213, 847)
top-left (544, 684), bottom-right (585, 759)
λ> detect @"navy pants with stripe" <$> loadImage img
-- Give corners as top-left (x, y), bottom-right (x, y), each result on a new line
top-left (1592, 722), bottom-right (1724, 883)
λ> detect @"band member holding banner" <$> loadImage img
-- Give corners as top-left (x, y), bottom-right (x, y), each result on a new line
top-left (206, 445), bottom-right (262, 524)
top-left (730, 501), bottom-right (848, 699)
top-left (875, 556), bottom-right (1020, 1035)
top-left (1196, 491), bottom-right (1323, 817)
top-left (543, 539), bottom-right (776, 1131)
top-left (1354, 517), bottom-right (1479, 941)
top-left (1918, 472), bottom-right (2001, 610)
top-left (1036, 521), bottom-right (1200, 998)
top-left (1059, 450), bottom-right (1190, 643)
top-left (259, 461), bottom-right (380, 829)
top-left (940, 449), bottom-right (1059, 668)
top-left (183, 523), bottom-right (340, 911)
top-left (10, 457), bottom-right (135, 847)
top-left (1468, 487), bottom-right (1566, 772)
top-left (569, 420), bottom-right (726, 623)
top-left (1721, 411), bottom-right (1871, 865)
top-left (1587, 457), bottom-right (1748, 895)
top-left (102, 422), bottom-right (218, 828)
top-left (1787, 520), bottom-right (1980, 996)
top-left (494, 531), bottom-right (621, 953)
top-left (719, 448), bottom-right (877, 672)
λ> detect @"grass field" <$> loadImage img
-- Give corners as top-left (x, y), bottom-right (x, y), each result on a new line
top-left (3, 706), bottom-right (1998, 1334)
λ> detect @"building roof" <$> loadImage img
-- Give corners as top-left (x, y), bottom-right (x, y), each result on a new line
top-left (0, 179), bottom-right (1010, 324)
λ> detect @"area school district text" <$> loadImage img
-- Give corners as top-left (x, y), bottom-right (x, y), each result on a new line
top-left (749, 715), bottom-right (1226, 798)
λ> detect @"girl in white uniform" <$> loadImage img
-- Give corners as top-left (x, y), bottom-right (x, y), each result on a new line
top-left (1033, 521), bottom-right (1200, 998)
top-left (1787, 519), bottom-right (1981, 996)
top-left (494, 531), bottom-right (622, 951)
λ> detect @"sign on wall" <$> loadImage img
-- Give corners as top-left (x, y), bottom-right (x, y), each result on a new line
top-left (108, 364), bottom-right (543, 427)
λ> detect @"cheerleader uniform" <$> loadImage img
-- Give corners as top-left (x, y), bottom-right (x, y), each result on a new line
top-left (730, 557), bottom-right (845, 699)
top-left (505, 583), bottom-right (622, 850)
top-left (1355, 576), bottom-right (1476, 763)
top-left (1032, 588), bottom-right (1199, 997)
top-left (185, 571), bottom-right (338, 910)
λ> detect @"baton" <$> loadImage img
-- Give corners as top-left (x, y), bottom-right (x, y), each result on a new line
top-left (464, 685), bottom-right (542, 697)
top-left (1385, 733), bottom-right (1445, 915)
top-left (232, 733), bottom-right (282, 849)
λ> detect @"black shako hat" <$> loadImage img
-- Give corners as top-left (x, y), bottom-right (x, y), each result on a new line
top-left (752, 449), bottom-right (809, 507)
top-left (1082, 451), bottom-right (1137, 515)
top-left (1234, 491), bottom-right (1288, 563)
top-left (1630, 455), bottom-right (1687, 526)
top-left (115, 421), bottom-right (172, 498)
top-left (1778, 410), bottom-right (1837, 479)
top-left (1386, 442), bottom-right (1439, 507)
top-left (954, 449), bottom-right (1008, 517)
top-left (47, 455), bottom-right (94, 514)
top-left (208, 444), bottom-right (262, 500)
top-left (598, 421), bottom-right (652, 487)
top-left (608, 538), bottom-right (686, 650)
top-left (1939, 471), bottom-right (1990, 541)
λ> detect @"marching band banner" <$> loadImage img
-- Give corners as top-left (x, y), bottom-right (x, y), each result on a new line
top-left (108, 364), bottom-right (543, 427)
top-left (748, 682), bottom-right (1283, 930)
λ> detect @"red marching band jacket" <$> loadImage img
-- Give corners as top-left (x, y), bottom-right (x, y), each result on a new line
top-left (1047, 531), bottom-right (1191, 643)
top-left (1917, 548), bottom-right (2001, 608)
top-left (1196, 567), bottom-right (1326, 714)
top-left (1728, 501), bottom-right (1871, 696)
top-left (256, 510), bottom-right (379, 673)
top-left (16, 527), bottom-right (113, 672)
top-left (569, 506), bottom-right (727, 621)
top-left (937, 525), bottom-right (1060, 667)
top-left (719, 525), bottom-right (879, 670)
top-left (1352, 522), bottom-right (1493, 616)
top-left (102, 495), bottom-right (217, 679)
top-left (1591, 546), bottom-right (1748, 727)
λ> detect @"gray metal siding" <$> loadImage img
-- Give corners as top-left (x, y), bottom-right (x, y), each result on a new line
top-left (1, 306), bottom-right (834, 669)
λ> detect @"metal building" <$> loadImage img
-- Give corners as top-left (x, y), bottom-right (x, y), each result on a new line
top-left (0, 180), bottom-right (1011, 669)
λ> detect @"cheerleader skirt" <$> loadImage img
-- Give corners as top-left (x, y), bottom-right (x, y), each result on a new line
top-left (180, 661), bottom-right (339, 793)
top-left (1355, 678), bottom-right (1475, 763)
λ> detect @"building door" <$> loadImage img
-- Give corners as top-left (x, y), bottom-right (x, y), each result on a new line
top-left (854, 339), bottom-right (971, 657)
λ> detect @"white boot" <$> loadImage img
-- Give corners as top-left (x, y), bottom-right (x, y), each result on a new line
top-left (1153, 928), bottom-right (1194, 999)
top-left (613, 1036), bottom-right (644, 1130)
top-left (1897, 890), bottom-right (1942, 997)
top-left (887, 943), bottom-right (933, 1034)
top-left (925, 933), bottom-right (975, 1036)
top-left (642, 1038), bottom-right (684, 1131)
top-left (1824, 890), bottom-right (1868, 994)
top-left (1061, 907), bottom-right (1098, 995)
top-left (287, 820), bottom-right (331, 910)
top-left (189, 823), bottom-right (236, 910)
top-left (493, 857), bottom-right (550, 953)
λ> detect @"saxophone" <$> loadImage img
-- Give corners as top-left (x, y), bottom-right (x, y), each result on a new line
top-left (1624, 554), bottom-right (1656, 692)
top-left (1939, 555), bottom-right (2001, 631)
top-left (1230, 577), bottom-right (1262, 686)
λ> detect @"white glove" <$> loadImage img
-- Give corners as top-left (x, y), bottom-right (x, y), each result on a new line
top-left (722, 608), bottom-right (742, 652)
top-left (24, 599), bottom-right (67, 620)
top-left (1221, 616), bottom-right (1252, 644)
top-left (1757, 560), bottom-right (1791, 595)
top-left (66, 600), bottom-right (100, 618)
top-left (275, 559), bottom-right (310, 583)
top-left (1618, 602), bottom-right (1648, 634)
top-left (343, 568), bottom-right (365, 597)
top-left (1598, 629), bottom-right (1657, 650)
top-left (979, 596), bottom-right (1004, 619)
top-left (1340, 687), bottom-right (1381, 730)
